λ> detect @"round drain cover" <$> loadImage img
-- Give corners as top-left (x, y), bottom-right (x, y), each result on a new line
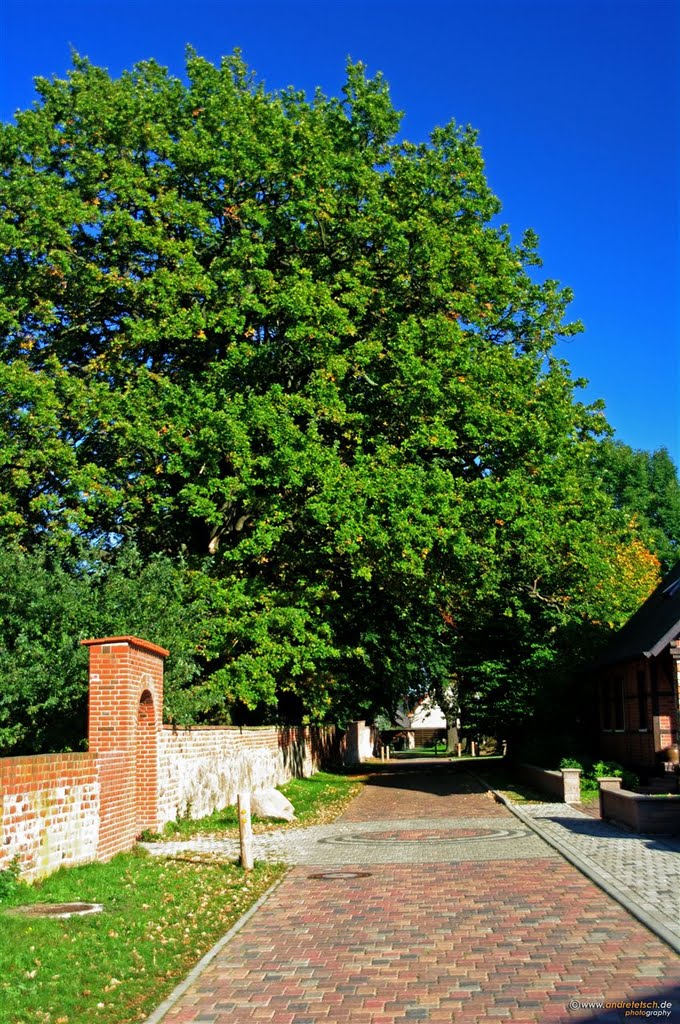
top-left (308, 871), bottom-right (372, 880)
top-left (7, 902), bottom-right (103, 918)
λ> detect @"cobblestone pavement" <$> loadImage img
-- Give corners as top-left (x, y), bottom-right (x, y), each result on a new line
top-left (146, 766), bottom-right (680, 1024)
top-left (512, 802), bottom-right (680, 951)
top-left (142, 815), bottom-right (554, 866)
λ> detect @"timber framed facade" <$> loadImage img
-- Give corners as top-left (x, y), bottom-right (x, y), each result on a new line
top-left (596, 563), bottom-right (680, 772)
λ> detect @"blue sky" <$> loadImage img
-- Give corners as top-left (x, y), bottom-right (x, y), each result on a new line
top-left (1, 0), bottom-right (678, 463)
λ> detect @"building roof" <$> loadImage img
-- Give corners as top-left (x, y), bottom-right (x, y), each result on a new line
top-left (596, 560), bottom-right (680, 667)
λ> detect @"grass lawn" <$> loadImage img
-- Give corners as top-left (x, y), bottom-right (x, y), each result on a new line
top-left (0, 769), bottom-right (363, 1024)
top-left (390, 746), bottom-right (450, 758)
top-left (153, 769), bottom-right (365, 840)
top-left (472, 764), bottom-right (549, 804)
top-left (0, 852), bottom-right (284, 1024)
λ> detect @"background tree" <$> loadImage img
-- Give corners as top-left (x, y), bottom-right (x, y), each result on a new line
top-left (590, 440), bottom-right (680, 572)
top-left (0, 542), bottom-right (204, 756)
top-left (0, 52), bottom-right (662, 747)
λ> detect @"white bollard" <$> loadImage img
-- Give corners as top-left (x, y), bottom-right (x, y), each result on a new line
top-left (238, 792), bottom-right (254, 871)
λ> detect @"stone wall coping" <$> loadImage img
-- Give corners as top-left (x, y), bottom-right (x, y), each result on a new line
top-left (81, 635), bottom-right (170, 657)
top-left (601, 786), bottom-right (680, 804)
top-left (161, 724), bottom-right (309, 732)
top-left (517, 762), bottom-right (575, 779)
top-left (0, 750), bottom-right (93, 765)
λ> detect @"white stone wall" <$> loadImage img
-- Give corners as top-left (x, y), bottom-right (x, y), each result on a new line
top-left (156, 727), bottom-right (314, 826)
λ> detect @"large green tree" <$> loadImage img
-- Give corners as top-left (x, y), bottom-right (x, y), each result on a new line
top-left (0, 52), bottom-right (660, 740)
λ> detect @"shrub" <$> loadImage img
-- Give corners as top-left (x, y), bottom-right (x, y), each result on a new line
top-left (559, 756), bottom-right (584, 771)
top-left (0, 857), bottom-right (23, 902)
top-left (592, 759), bottom-right (639, 791)
top-left (559, 756), bottom-right (639, 795)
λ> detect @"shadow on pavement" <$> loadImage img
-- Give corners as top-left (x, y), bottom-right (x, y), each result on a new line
top-left (358, 760), bottom-right (490, 797)
top-left (533, 811), bottom-right (680, 855)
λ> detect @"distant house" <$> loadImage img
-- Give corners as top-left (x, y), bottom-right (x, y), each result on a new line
top-left (394, 698), bottom-right (447, 730)
top-left (595, 561), bottom-right (680, 771)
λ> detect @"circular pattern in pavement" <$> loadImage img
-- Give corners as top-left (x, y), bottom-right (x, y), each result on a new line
top-left (319, 825), bottom-right (530, 846)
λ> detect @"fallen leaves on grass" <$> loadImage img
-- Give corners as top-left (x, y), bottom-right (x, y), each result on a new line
top-left (0, 855), bottom-right (285, 1024)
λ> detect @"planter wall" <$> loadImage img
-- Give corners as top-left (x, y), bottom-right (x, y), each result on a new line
top-left (599, 778), bottom-right (680, 835)
top-left (513, 762), bottom-right (581, 803)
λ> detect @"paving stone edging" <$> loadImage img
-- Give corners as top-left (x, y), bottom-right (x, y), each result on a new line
top-left (486, 784), bottom-right (680, 957)
top-left (143, 875), bottom-right (287, 1024)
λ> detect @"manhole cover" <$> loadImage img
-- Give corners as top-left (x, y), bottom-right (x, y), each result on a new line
top-left (6, 902), bottom-right (103, 919)
top-left (308, 871), bottom-right (372, 880)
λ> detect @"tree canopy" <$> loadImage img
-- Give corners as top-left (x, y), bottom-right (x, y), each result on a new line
top-left (0, 52), bottom-right (665, 750)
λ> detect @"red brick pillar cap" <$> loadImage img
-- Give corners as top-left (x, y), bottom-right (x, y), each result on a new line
top-left (80, 636), bottom-right (170, 658)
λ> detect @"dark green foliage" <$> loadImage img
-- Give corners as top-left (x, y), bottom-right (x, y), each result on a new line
top-left (0, 544), bottom-right (92, 754)
top-left (559, 756), bottom-right (639, 795)
top-left (0, 542), bottom-right (204, 754)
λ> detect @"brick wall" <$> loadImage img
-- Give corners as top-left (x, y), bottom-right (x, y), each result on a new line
top-left (0, 637), bottom-right (342, 879)
top-left (0, 753), bottom-right (99, 880)
top-left (598, 778), bottom-right (680, 834)
top-left (512, 763), bottom-right (582, 804)
top-left (83, 636), bottom-right (167, 860)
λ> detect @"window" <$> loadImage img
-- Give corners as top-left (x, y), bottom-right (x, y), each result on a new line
top-left (613, 676), bottom-right (625, 731)
top-left (601, 679), bottom-right (612, 730)
top-left (636, 670), bottom-right (648, 731)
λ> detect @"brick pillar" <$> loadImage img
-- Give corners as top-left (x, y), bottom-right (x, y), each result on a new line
top-left (560, 768), bottom-right (581, 804)
top-left (82, 636), bottom-right (169, 861)
top-left (598, 776), bottom-right (622, 819)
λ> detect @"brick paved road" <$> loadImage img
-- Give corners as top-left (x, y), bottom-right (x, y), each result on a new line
top-left (149, 766), bottom-right (680, 1024)
top-left (516, 802), bottom-right (680, 947)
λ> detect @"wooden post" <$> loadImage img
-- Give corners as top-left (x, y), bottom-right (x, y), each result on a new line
top-left (456, 742), bottom-right (462, 758)
top-left (385, 745), bottom-right (390, 760)
top-left (238, 792), bottom-right (254, 871)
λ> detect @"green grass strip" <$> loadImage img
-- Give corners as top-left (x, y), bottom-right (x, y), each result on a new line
top-left (0, 851), bottom-right (285, 1024)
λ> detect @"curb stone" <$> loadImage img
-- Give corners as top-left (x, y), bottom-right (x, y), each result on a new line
top-left (143, 874), bottom-right (288, 1024)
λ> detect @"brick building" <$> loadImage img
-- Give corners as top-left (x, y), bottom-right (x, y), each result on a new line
top-left (596, 561), bottom-right (680, 772)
